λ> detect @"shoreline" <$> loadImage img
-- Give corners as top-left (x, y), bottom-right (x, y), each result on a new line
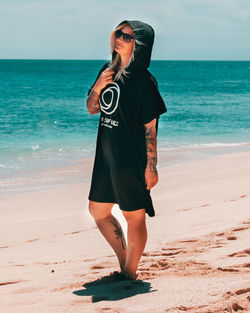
top-left (1, 143), bottom-right (250, 200)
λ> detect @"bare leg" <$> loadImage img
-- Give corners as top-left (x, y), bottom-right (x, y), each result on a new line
top-left (89, 200), bottom-right (127, 271)
top-left (122, 208), bottom-right (147, 277)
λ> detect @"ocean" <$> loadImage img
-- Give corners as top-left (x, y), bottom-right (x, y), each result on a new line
top-left (1, 59), bottom-right (250, 181)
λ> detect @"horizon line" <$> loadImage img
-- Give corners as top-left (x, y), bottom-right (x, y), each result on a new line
top-left (1, 58), bottom-right (250, 62)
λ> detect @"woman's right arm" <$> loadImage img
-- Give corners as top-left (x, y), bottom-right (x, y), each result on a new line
top-left (86, 88), bottom-right (101, 115)
top-left (86, 68), bottom-right (115, 115)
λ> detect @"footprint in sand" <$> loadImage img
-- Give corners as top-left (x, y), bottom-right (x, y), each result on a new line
top-left (215, 232), bottom-right (225, 236)
top-left (91, 264), bottom-right (106, 270)
top-left (240, 194), bottom-right (247, 198)
top-left (26, 238), bottom-right (40, 243)
top-left (140, 259), bottom-right (170, 273)
top-left (161, 251), bottom-right (183, 256)
top-left (0, 280), bottom-right (24, 286)
top-left (165, 305), bottom-right (208, 312)
top-left (242, 220), bottom-right (250, 225)
top-left (232, 302), bottom-right (245, 311)
top-left (149, 260), bottom-right (170, 269)
top-left (217, 267), bottom-right (240, 272)
top-left (228, 249), bottom-right (250, 257)
top-left (34, 260), bottom-right (69, 266)
top-left (64, 229), bottom-right (85, 236)
top-left (179, 239), bottom-right (198, 243)
top-left (51, 281), bottom-right (85, 292)
top-left (83, 258), bottom-right (96, 262)
top-left (143, 249), bottom-right (183, 257)
top-left (226, 234), bottom-right (237, 240)
top-left (98, 308), bottom-right (120, 312)
top-left (224, 262), bottom-right (250, 272)
top-left (162, 247), bottom-right (181, 251)
top-left (232, 226), bottom-right (249, 232)
top-left (235, 287), bottom-right (250, 295)
top-left (228, 194), bottom-right (247, 202)
top-left (177, 207), bottom-right (193, 212)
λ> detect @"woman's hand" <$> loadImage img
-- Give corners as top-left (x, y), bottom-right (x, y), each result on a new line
top-left (145, 165), bottom-right (158, 190)
top-left (93, 68), bottom-right (115, 95)
top-left (86, 68), bottom-right (115, 115)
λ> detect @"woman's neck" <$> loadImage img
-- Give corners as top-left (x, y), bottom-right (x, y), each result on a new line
top-left (119, 54), bottom-right (131, 69)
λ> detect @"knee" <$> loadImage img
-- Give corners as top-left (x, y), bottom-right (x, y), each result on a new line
top-left (88, 204), bottom-right (104, 221)
top-left (122, 209), bottom-right (146, 225)
top-left (88, 201), bottom-right (112, 221)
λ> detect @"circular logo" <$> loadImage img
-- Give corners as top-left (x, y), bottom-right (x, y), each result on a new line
top-left (100, 82), bottom-right (120, 115)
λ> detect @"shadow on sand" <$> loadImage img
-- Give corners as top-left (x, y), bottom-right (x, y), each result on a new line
top-left (73, 276), bottom-right (156, 303)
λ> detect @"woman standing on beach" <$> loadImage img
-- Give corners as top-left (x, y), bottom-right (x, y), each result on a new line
top-left (86, 20), bottom-right (167, 281)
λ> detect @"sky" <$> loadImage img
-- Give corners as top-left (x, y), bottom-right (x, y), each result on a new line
top-left (0, 0), bottom-right (250, 60)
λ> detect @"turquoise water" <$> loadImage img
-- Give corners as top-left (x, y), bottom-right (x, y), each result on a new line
top-left (1, 59), bottom-right (250, 178)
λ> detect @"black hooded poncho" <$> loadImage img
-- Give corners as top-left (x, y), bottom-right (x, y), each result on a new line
top-left (87, 20), bottom-right (167, 217)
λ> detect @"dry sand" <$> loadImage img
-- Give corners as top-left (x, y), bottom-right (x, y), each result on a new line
top-left (0, 147), bottom-right (250, 313)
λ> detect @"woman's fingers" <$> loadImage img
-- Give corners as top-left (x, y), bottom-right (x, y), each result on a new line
top-left (104, 74), bottom-right (113, 79)
top-left (105, 79), bottom-right (114, 85)
top-left (94, 69), bottom-right (114, 91)
top-left (103, 73), bottom-right (114, 83)
top-left (102, 69), bottom-right (115, 76)
top-left (104, 68), bottom-right (114, 73)
top-left (102, 72), bottom-right (114, 79)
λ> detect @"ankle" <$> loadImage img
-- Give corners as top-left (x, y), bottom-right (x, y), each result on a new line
top-left (122, 267), bottom-right (137, 278)
top-left (119, 259), bottom-right (127, 272)
top-left (121, 270), bottom-right (138, 280)
top-left (123, 264), bottom-right (137, 275)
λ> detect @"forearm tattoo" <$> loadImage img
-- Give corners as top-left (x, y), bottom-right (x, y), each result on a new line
top-left (110, 217), bottom-right (126, 250)
top-left (87, 89), bottom-right (101, 114)
top-left (144, 125), bottom-right (157, 173)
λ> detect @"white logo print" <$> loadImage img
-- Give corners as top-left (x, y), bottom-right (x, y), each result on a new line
top-left (100, 82), bottom-right (120, 115)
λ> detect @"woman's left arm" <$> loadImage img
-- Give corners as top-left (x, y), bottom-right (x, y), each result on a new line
top-left (144, 118), bottom-right (159, 190)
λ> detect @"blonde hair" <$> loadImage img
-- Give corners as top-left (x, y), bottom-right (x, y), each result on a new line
top-left (109, 22), bottom-right (146, 84)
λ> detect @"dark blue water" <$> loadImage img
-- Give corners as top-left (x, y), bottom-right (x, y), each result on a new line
top-left (1, 59), bottom-right (250, 177)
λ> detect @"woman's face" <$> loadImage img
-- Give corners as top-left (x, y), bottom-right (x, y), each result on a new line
top-left (114, 25), bottom-right (134, 57)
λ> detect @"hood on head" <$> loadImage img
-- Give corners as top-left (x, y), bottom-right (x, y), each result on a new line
top-left (111, 20), bottom-right (155, 72)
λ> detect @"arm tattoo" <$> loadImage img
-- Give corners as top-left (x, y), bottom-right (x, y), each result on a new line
top-left (147, 156), bottom-right (157, 173)
top-left (144, 125), bottom-right (157, 173)
top-left (86, 89), bottom-right (101, 114)
top-left (110, 217), bottom-right (126, 250)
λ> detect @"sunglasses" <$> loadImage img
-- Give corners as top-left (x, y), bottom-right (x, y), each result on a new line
top-left (115, 29), bottom-right (134, 43)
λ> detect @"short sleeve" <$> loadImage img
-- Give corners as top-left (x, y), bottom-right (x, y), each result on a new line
top-left (87, 61), bottom-right (110, 96)
top-left (138, 74), bottom-right (167, 124)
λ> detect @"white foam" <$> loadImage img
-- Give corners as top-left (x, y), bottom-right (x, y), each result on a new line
top-left (159, 142), bottom-right (250, 151)
top-left (191, 142), bottom-right (250, 148)
top-left (31, 145), bottom-right (40, 150)
top-left (0, 163), bottom-right (17, 169)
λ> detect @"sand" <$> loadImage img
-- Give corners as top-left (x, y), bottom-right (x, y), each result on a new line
top-left (0, 147), bottom-right (250, 313)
